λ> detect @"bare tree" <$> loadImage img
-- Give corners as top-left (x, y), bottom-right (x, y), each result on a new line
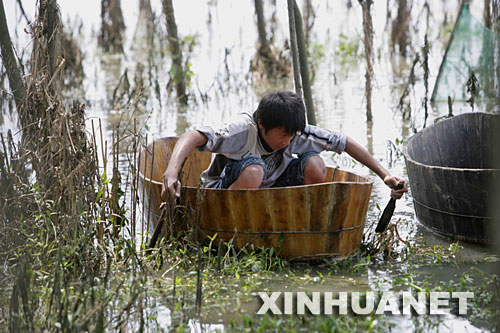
top-left (136, 0), bottom-right (154, 39)
top-left (391, 0), bottom-right (411, 56)
top-left (255, 0), bottom-right (271, 56)
top-left (251, 0), bottom-right (291, 82)
top-left (254, 0), bottom-right (276, 79)
top-left (162, 0), bottom-right (188, 105)
top-left (99, 0), bottom-right (126, 53)
top-left (303, 0), bottom-right (316, 47)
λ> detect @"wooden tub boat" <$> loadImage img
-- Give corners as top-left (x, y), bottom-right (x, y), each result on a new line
top-left (403, 112), bottom-right (499, 244)
top-left (138, 137), bottom-right (373, 259)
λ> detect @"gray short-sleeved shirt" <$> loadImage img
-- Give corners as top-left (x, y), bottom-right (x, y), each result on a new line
top-left (196, 112), bottom-right (347, 188)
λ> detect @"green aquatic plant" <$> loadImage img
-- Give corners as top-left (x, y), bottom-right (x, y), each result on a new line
top-left (335, 33), bottom-right (361, 60)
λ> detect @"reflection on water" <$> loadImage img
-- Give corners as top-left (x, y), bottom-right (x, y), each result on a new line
top-left (3, 0), bottom-right (498, 330)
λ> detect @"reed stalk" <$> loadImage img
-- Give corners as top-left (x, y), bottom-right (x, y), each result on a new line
top-left (132, 118), bottom-right (138, 243)
top-left (99, 119), bottom-right (106, 241)
top-left (146, 141), bottom-right (156, 241)
top-left (287, 0), bottom-right (302, 96)
top-left (141, 135), bottom-right (148, 246)
top-left (359, 0), bottom-right (374, 122)
top-left (422, 33), bottom-right (430, 128)
top-left (0, 0), bottom-right (26, 109)
top-left (112, 128), bottom-right (117, 238)
top-left (194, 183), bottom-right (206, 315)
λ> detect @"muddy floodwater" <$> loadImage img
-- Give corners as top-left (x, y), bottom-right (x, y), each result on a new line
top-left (2, 0), bottom-right (499, 331)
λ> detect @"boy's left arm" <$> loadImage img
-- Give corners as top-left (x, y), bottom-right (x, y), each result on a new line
top-left (344, 136), bottom-right (408, 199)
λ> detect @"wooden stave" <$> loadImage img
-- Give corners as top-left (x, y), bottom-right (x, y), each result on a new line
top-left (403, 112), bottom-right (499, 244)
top-left (138, 137), bottom-right (374, 259)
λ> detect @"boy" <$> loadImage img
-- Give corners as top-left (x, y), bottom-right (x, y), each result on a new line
top-left (162, 91), bottom-right (407, 200)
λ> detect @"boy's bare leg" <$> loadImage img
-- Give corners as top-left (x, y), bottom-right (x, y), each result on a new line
top-left (228, 165), bottom-right (265, 189)
top-left (304, 155), bottom-right (327, 185)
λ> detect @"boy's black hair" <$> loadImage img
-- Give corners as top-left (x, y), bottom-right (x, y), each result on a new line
top-left (253, 91), bottom-right (306, 134)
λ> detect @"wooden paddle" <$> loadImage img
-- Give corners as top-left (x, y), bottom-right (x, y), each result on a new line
top-left (147, 202), bottom-right (168, 253)
top-left (375, 181), bottom-right (405, 233)
top-left (148, 178), bottom-right (183, 253)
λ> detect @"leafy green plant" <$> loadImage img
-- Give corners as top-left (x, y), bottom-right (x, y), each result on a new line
top-left (335, 33), bottom-right (361, 60)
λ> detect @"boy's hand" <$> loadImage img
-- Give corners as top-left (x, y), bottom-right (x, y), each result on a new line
top-left (162, 173), bottom-right (181, 201)
top-left (383, 176), bottom-right (408, 200)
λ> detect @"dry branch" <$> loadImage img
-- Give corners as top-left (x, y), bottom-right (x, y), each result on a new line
top-left (360, 0), bottom-right (374, 122)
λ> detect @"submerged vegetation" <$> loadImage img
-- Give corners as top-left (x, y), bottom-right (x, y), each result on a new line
top-left (3, 183), bottom-right (498, 331)
top-left (1, 0), bottom-right (499, 331)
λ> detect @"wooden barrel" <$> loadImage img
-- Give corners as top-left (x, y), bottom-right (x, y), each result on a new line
top-left (138, 137), bottom-right (373, 259)
top-left (403, 112), bottom-right (499, 244)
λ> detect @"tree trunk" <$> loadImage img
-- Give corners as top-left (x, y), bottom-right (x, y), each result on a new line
top-left (293, 0), bottom-right (316, 125)
top-left (139, 0), bottom-right (154, 37)
top-left (360, 0), bottom-right (374, 122)
top-left (254, 0), bottom-right (270, 55)
top-left (0, 0), bottom-right (26, 109)
top-left (254, 0), bottom-right (275, 79)
top-left (99, 0), bottom-right (125, 53)
top-left (303, 0), bottom-right (315, 47)
top-left (162, 0), bottom-right (188, 105)
top-left (269, 0), bottom-right (278, 44)
top-left (494, 0), bottom-right (499, 29)
top-left (140, 0), bottom-right (152, 11)
top-left (46, 0), bottom-right (59, 75)
top-left (484, 0), bottom-right (492, 29)
top-left (287, 0), bottom-right (302, 96)
top-left (391, 0), bottom-right (410, 56)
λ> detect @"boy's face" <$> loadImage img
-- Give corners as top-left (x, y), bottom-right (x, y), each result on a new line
top-left (258, 121), bottom-right (295, 151)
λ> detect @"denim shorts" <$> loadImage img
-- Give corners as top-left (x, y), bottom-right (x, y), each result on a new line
top-left (214, 152), bottom-right (318, 189)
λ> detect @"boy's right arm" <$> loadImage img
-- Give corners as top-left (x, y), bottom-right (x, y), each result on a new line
top-left (162, 130), bottom-right (208, 200)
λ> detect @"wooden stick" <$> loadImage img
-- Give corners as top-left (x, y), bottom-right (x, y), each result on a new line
top-left (98, 119), bottom-right (106, 241)
top-left (146, 202), bottom-right (167, 253)
top-left (141, 135), bottom-right (148, 246)
top-left (112, 128), bottom-right (118, 238)
top-left (132, 118), bottom-right (137, 242)
top-left (91, 120), bottom-right (99, 222)
top-left (431, 1), bottom-right (467, 102)
top-left (146, 141), bottom-right (155, 239)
